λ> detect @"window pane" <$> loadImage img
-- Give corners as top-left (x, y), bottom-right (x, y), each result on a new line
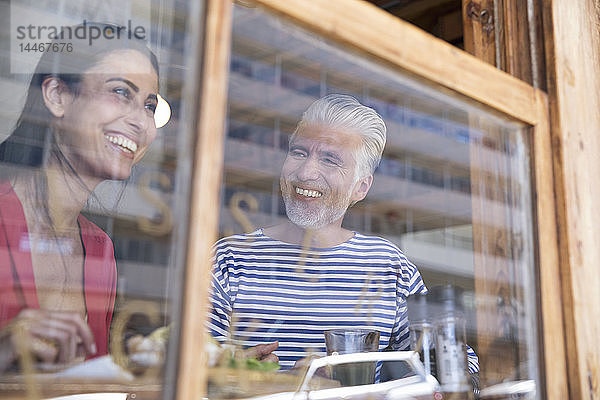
top-left (208, 3), bottom-right (539, 398)
top-left (0, 0), bottom-right (200, 398)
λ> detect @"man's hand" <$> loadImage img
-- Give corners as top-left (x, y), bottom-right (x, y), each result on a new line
top-left (241, 341), bottom-right (279, 363)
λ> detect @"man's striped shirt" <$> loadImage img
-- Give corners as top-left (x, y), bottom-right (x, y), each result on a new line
top-left (208, 229), bottom-right (427, 369)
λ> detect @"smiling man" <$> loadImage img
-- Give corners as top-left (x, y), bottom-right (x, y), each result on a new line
top-left (271, 108), bottom-right (375, 247)
top-left (208, 95), bottom-right (477, 375)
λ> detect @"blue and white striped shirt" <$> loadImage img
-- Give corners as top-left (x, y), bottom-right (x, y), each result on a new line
top-left (208, 229), bottom-right (428, 369)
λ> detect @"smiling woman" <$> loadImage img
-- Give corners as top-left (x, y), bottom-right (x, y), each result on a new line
top-left (52, 49), bottom-right (158, 182)
top-left (0, 24), bottom-right (160, 373)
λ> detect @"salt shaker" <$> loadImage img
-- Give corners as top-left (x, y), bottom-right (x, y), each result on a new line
top-left (431, 285), bottom-right (472, 399)
top-left (407, 293), bottom-right (437, 377)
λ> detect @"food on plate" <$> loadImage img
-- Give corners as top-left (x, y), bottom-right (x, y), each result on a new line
top-left (126, 327), bottom-right (279, 373)
top-left (227, 356), bottom-right (280, 372)
top-left (126, 325), bottom-right (170, 367)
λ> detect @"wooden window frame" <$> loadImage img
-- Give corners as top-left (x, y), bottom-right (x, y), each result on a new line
top-left (181, 0), bottom-right (567, 398)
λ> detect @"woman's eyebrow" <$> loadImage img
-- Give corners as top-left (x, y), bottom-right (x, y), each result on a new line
top-left (106, 77), bottom-right (139, 92)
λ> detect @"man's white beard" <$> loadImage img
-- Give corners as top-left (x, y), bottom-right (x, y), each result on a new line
top-left (282, 191), bottom-right (351, 230)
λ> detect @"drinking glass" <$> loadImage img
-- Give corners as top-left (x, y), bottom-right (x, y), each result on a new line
top-left (323, 329), bottom-right (380, 386)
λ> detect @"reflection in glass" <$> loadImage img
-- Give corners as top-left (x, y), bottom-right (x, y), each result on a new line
top-left (210, 3), bottom-right (539, 398)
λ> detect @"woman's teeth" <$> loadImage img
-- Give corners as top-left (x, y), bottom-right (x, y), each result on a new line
top-left (295, 187), bottom-right (322, 198)
top-left (105, 135), bottom-right (138, 153)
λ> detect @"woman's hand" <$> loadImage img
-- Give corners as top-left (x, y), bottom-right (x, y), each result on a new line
top-left (0, 309), bottom-right (96, 372)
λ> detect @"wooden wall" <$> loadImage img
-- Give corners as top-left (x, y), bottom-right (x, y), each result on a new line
top-left (543, 0), bottom-right (600, 399)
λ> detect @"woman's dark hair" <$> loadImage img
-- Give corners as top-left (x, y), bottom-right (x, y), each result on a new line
top-left (0, 22), bottom-right (159, 169)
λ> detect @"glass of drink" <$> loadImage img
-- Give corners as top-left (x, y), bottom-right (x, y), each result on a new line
top-left (323, 329), bottom-right (380, 386)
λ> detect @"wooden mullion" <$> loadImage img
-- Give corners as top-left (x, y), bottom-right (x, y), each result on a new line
top-left (497, 0), bottom-right (530, 81)
top-left (531, 90), bottom-right (568, 400)
top-left (462, 0), bottom-right (497, 65)
top-left (528, 0), bottom-right (547, 91)
top-left (175, 0), bottom-right (233, 399)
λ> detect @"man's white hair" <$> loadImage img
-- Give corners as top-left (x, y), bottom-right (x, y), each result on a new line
top-left (291, 94), bottom-right (387, 178)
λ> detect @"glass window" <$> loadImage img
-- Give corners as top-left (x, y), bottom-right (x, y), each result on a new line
top-left (0, 0), bottom-right (201, 398)
top-left (207, 3), bottom-right (539, 398)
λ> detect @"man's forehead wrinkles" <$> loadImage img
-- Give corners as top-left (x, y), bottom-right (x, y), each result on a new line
top-left (291, 136), bottom-right (356, 153)
top-left (297, 124), bottom-right (362, 146)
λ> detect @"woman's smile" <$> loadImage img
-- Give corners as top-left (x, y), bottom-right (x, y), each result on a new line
top-left (56, 49), bottom-right (158, 182)
top-left (104, 133), bottom-right (139, 158)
